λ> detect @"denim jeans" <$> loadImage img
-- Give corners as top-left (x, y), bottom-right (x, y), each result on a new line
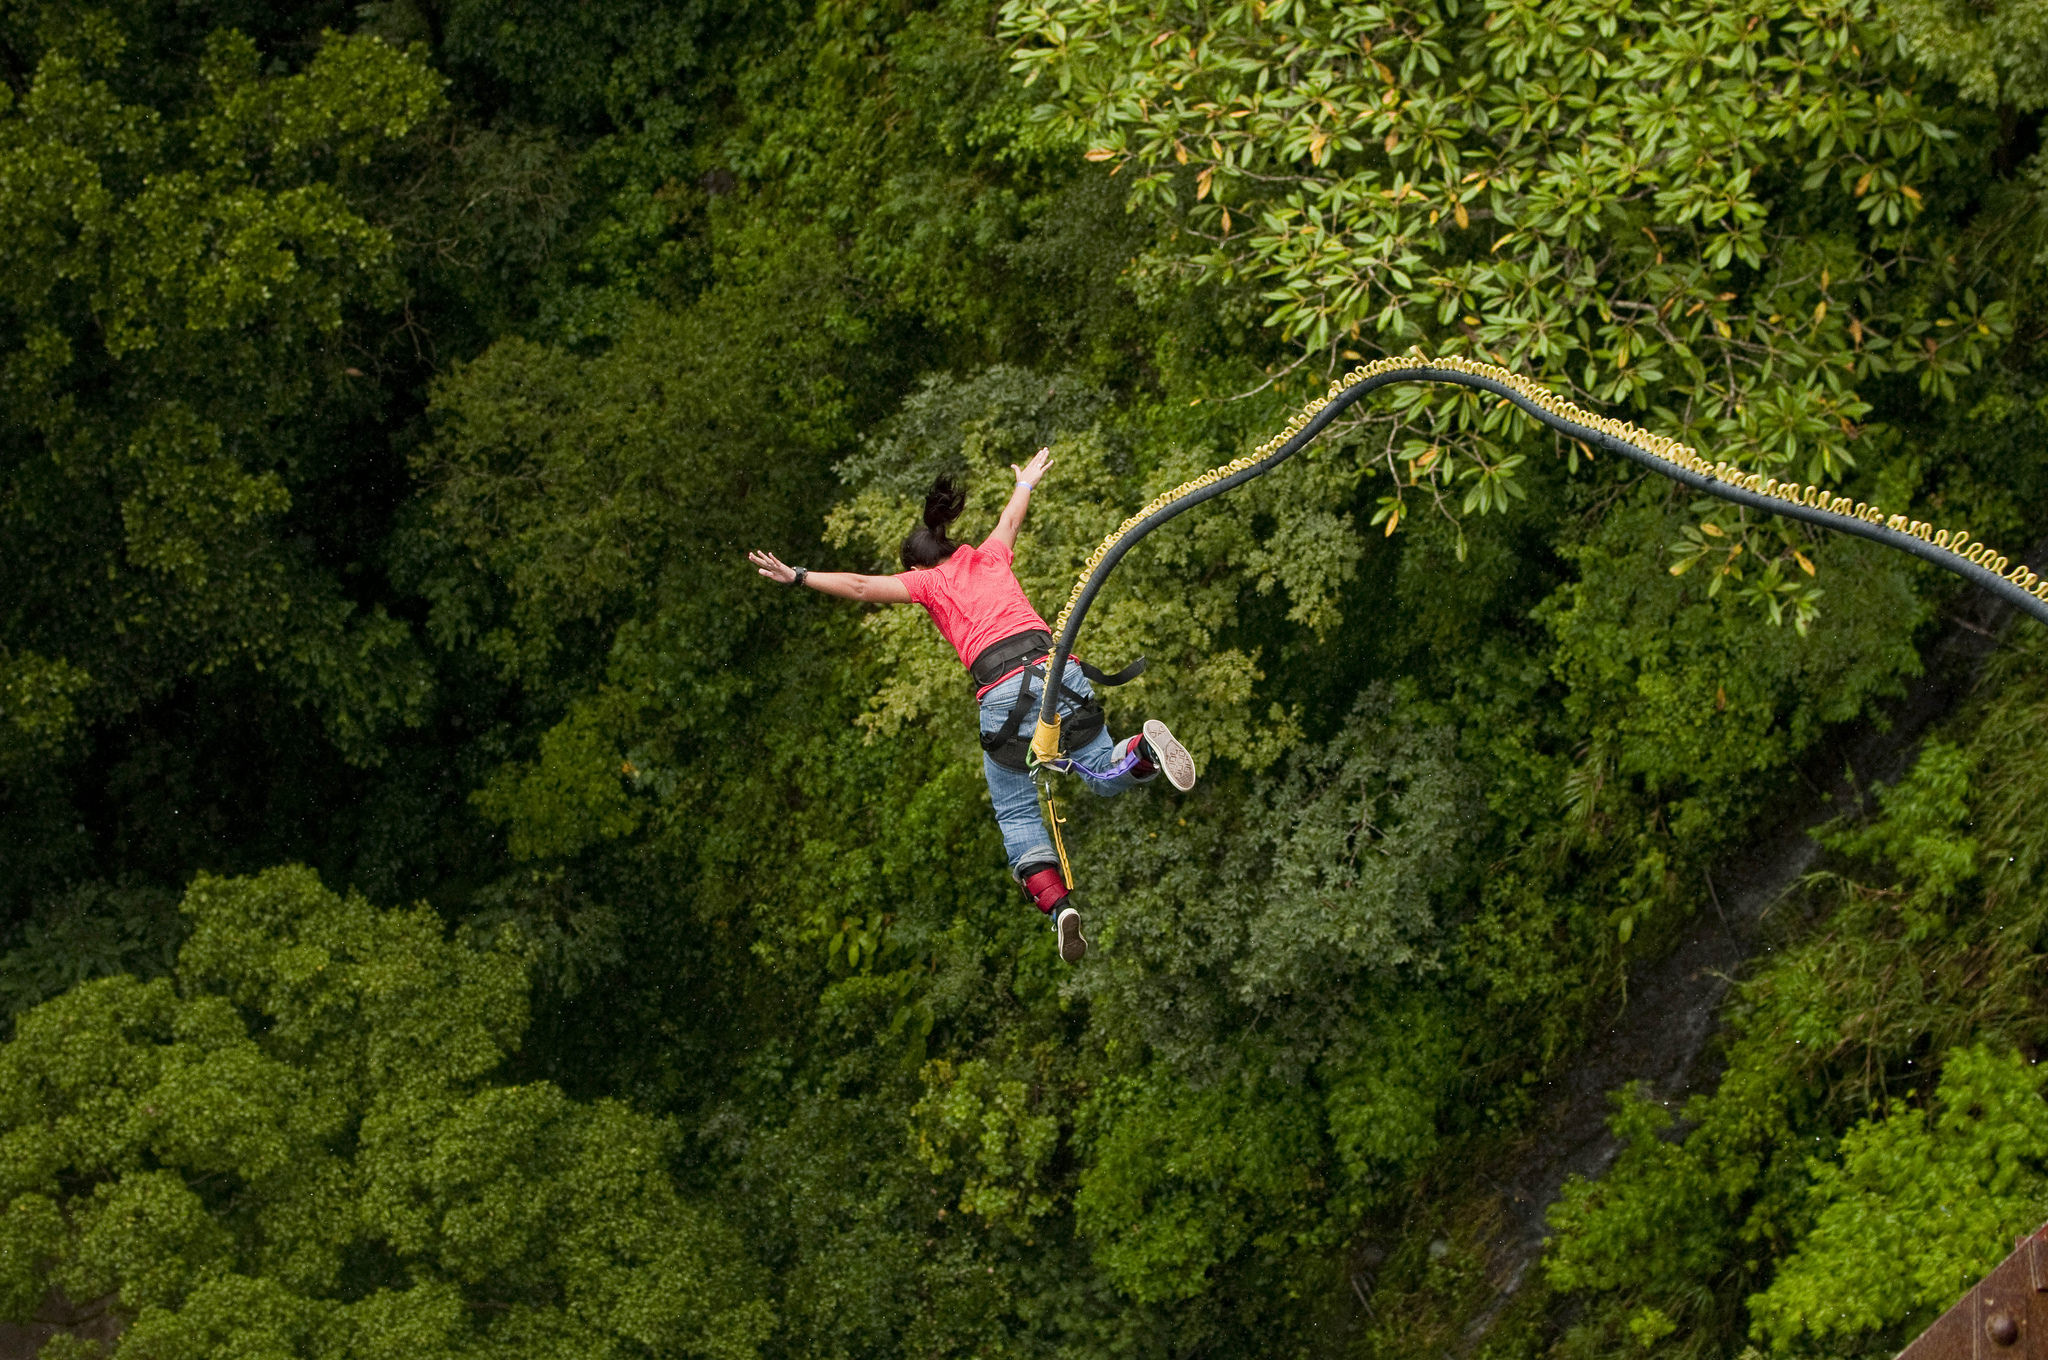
top-left (978, 659), bottom-right (1154, 875)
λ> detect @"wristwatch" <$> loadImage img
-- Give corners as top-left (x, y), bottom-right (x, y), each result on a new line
top-left (792, 567), bottom-right (808, 587)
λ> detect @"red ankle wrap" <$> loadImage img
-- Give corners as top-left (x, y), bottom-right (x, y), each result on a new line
top-left (1021, 867), bottom-right (1068, 913)
top-left (1128, 735), bottom-right (1157, 779)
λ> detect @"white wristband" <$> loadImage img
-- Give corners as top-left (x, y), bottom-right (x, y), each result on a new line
top-left (1016, 477), bottom-right (1036, 489)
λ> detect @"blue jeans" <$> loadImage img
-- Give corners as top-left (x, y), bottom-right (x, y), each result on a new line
top-left (978, 659), bottom-right (1154, 875)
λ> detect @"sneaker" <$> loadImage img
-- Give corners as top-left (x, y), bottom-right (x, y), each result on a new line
top-left (1055, 905), bottom-right (1088, 963)
top-left (1141, 719), bottom-right (1197, 792)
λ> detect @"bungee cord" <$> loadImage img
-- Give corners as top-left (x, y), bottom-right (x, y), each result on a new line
top-left (1028, 353), bottom-right (2048, 766)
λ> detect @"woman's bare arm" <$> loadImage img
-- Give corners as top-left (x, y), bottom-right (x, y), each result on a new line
top-left (748, 550), bottom-right (912, 604)
top-left (803, 571), bottom-right (912, 603)
top-left (988, 447), bottom-right (1053, 553)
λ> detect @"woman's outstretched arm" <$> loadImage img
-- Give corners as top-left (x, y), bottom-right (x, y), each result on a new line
top-left (748, 550), bottom-right (912, 603)
top-left (987, 447), bottom-right (1053, 553)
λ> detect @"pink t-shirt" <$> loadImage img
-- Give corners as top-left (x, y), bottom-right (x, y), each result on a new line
top-left (900, 538), bottom-right (1050, 673)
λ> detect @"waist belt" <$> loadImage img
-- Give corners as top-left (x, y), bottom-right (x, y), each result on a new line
top-left (969, 630), bottom-right (1053, 691)
top-left (968, 629), bottom-right (1148, 697)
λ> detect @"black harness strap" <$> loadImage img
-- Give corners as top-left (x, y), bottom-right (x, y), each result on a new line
top-left (977, 658), bottom-right (1144, 772)
top-left (970, 629), bottom-right (1145, 772)
top-left (1076, 656), bottom-right (1147, 687)
top-left (980, 665), bottom-right (1095, 772)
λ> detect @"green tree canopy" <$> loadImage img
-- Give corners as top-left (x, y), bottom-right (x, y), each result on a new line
top-left (0, 865), bottom-right (772, 1360)
top-left (0, 17), bottom-right (441, 776)
top-left (6, 1), bottom-right (2048, 1357)
top-left (1000, 0), bottom-right (2016, 624)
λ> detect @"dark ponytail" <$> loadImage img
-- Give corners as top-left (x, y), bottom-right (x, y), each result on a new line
top-left (901, 475), bottom-right (967, 569)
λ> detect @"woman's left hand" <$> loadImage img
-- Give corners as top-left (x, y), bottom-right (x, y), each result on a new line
top-left (748, 549), bottom-right (796, 583)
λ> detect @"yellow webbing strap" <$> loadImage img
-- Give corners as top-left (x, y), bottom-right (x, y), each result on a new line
top-left (1029, 716), bottom-right (1063, 766)
top-left (1039, 779), bottom-right (1074, 889)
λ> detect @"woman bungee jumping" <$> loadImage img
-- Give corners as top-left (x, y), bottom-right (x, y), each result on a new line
top-left (747, 447), bottom-right (1196, 963)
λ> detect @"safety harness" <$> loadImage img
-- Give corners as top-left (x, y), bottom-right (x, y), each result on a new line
top-left (970, 630), bottom-right (1144, 773)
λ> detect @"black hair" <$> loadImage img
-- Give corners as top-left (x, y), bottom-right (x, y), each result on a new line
top-left (901, 475), bottom-right (967, 569)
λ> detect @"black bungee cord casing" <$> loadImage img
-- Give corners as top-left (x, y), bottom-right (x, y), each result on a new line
top-left (1029, 358), bottom-right (2048, 755)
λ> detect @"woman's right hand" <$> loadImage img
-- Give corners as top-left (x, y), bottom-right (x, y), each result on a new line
top-left (1013, 447), bottom-right (1053, 489)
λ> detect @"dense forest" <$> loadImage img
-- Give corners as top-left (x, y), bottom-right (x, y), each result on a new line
top-left (4, 0), bottom-right (2048, 1355)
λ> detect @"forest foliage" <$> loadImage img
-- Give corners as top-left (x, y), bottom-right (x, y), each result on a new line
top-left (3, 0), bottom-right (2048, 1357)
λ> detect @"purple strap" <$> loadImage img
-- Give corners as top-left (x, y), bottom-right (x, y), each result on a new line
top-left (1044, 737), bottom-right (1146, 785)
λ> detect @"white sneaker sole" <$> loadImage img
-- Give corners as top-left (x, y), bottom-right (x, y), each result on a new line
top-left (1142, 719), bottom-right (1197, 792)
top-left (1056, 907), bottom-right (1088, 963)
